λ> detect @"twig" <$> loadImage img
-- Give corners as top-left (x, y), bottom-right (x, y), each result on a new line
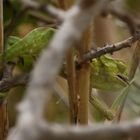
top-left (47, 6), bottom-right (66, 20)
top-left (20, 0), bottom-right (40, 9)
top-left (2, 63), bottom-right (15, 80)
top-left (63, 0), bottom-right (77, 124)
top-left (0, 2), bottom-right (9, 140)
top-left (76, 25), bottom-right (93, 124)
top-left (77, 30), bottom-right (140, 67)
top-left (28, 10), bottom-right (58, 26)
top-left (0, 74), bottom-right (29, 92)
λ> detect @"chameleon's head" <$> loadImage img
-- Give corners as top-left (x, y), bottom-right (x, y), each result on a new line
top-left (90, 55), bottom-right (128, 92)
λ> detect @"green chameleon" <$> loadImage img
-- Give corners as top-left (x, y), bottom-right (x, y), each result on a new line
top-left (2, 27), bottom-right (128, 92)
top-left (90, 55), bottom-right (128, 91)
top-left (3, 27), bottom-right (55, 72)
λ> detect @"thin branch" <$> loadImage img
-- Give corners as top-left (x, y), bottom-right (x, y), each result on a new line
top-left (28, 10), bottom-right (58, 26)
top-left (62, 0), bottom-right (77, 124)
top-left (76, 25), bottom-right (93, 124)
top-left (0, 74), bottom-right (29, 92)
top-left (47, 6), bottom-right (66, 20)
top-left (77, 30), bottom-right (140, 67)
top-left (20, 0), bottom-right (40, 9)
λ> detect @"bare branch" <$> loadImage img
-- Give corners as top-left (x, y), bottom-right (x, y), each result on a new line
top-left (47, 6), bottom-right (66, 20)
top-left (77, 30), bottom-right (140, 67)
top-left (0, 74), bottom-right (29, 92)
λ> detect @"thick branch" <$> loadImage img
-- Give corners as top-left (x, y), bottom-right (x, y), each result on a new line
top-left (8, 118), bottom-right (140, 140)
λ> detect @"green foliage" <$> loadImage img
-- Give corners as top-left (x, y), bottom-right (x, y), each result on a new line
top-left (91, 55), bottom-right (128, 91)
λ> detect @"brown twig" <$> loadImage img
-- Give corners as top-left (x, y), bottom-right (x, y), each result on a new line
top-left (28, 10), bottom-right (58, 26)
top-left (62, 0), bottom-right (78, 124)
top-left (77, 30), bottom-right (140, 67)
top-left (76, 25), bottom-right (93, 124)
top-left (0, 74), bottom-right (29, 92)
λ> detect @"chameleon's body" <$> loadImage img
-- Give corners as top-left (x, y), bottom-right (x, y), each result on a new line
top-left (3, 27), bottom-right (128, 91)
top-left (3, 27), bottom-right (55, 72)
top-left (4, 27), bottom-right (55, 62)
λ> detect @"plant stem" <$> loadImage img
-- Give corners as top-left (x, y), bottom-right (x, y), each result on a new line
top-left (59, 0), bottom-right (77, 124)
top-left (0, 1), bottom-right (9, 140)
top-left (66, 51), bottom-right (77, 123)
top-left (0, 0), bottom-right (3, 53)
top-left (77, 25), bottom-right (93, 124)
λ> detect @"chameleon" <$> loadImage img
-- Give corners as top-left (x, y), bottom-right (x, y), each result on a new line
top-left (3, 27), bottom-right (55, 72)
top-left (2, 27), bottom-right (128, 92)
top-left (90, 55), bottom-right (128, 91)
